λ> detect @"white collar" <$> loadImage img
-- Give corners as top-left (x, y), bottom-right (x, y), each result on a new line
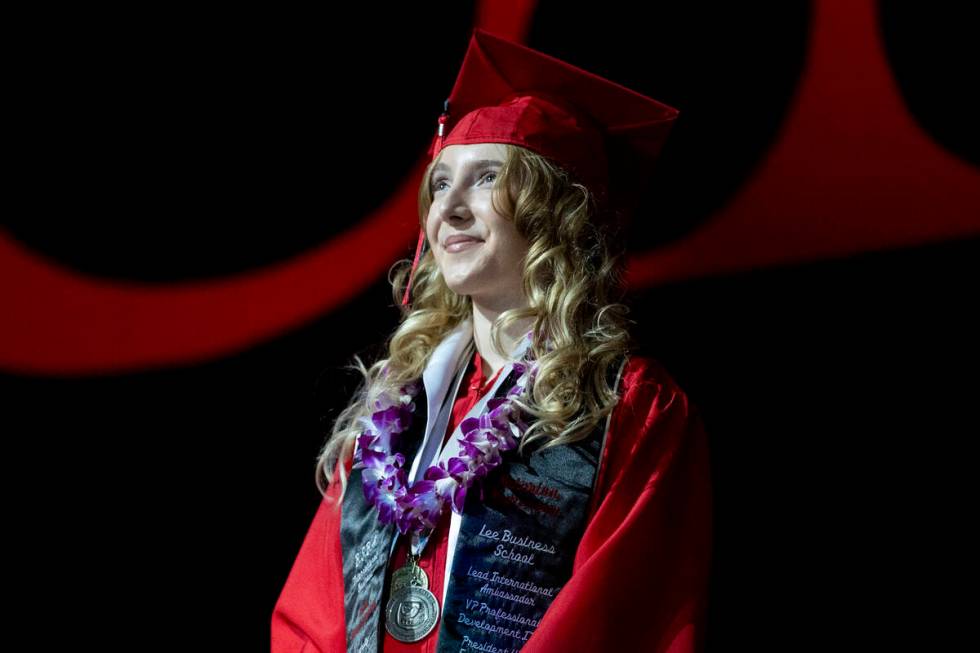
top-left (409, 316), bottom-right (533, 482)
top-left (377, 316), bottom-right (535, 597)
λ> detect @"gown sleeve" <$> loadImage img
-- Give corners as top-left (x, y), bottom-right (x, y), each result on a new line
top-left (271, 457), bottom-right (351, 653)
top-left (521, 356), bottom-right (714, 653)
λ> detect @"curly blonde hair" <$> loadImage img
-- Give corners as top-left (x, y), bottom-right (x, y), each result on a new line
top-left (315, 143), bottom-right (638, 502)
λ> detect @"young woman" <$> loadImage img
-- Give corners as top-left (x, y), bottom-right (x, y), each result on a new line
top-left (273, 29), bottom-right (713, 653)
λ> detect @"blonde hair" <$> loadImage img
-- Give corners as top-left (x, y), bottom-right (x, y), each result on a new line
top-left (315, 143), bottom-right (637, 503)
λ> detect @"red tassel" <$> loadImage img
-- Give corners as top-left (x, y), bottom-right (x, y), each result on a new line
top-left (404, 102), bottom-right (450, 307)
top-left (434, 113), bottom-right (448, 157)
top-left (401, 228), bottom-right (427, 306)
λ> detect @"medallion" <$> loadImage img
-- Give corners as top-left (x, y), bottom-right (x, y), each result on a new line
top-left (390, 554), bottom-right (429, 592)
top-left (384, 584), bottom-right (440, 642)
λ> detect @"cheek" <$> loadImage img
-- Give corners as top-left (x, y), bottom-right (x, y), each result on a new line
top-left (498, 230), bottom-right (528, 266)
top-left (424, 215), bottom-right (438, 250)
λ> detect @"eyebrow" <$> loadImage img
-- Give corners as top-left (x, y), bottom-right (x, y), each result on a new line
top-left (432, 159), bottom-right (503, 174)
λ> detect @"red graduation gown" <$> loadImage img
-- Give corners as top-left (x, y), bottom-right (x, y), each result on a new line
top-left (271, 353), bottom-right (713, 652)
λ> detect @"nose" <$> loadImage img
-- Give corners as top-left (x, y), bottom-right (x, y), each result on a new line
top-left (434, 183), bottom-right (474, 224)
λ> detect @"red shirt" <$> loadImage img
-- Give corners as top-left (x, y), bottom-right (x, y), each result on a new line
top-left (382, 348), bottom-right (504, 652)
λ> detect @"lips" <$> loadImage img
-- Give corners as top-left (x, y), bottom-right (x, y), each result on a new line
top-left (444, 237), bottom-right (483, 253)
top-left (444, 235), bottom-right (483, 247)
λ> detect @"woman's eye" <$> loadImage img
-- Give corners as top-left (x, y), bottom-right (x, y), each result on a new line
top-left (431, 171), bottom-right (496, 193)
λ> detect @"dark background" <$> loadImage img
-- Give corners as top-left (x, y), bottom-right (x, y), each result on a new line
top-left (2, 3), bottom-right (977, 651)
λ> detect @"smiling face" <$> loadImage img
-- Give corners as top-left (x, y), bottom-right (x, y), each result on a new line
top-left (425, 143), bottom-right (529, 308)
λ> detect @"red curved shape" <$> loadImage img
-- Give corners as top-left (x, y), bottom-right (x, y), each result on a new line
top-left (625, 0), bottom-right (980, 288)
top-left (0, 3), bottom-right (538, 376)
top-left (0, 160), bottom-right (424, 375)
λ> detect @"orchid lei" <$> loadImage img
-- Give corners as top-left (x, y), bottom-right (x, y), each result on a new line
top-left (352, 333), bottom-right (543, 535)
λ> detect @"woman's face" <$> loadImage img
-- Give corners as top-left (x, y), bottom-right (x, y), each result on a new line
top-left (426, 143), bottom-right (529, 307)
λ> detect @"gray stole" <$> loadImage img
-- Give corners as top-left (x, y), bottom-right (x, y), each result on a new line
top-left (340, 334), bottom-right (626, 652)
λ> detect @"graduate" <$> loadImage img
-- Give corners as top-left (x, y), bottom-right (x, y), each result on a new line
top-left (272, 28), bottom-right (713, 653)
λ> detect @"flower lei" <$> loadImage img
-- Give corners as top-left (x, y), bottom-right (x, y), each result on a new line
top-left (352, 335), bottom-right (542, 535)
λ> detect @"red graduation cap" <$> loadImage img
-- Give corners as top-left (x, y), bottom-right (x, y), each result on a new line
top-left (402, 27), bottom-right (680, 306)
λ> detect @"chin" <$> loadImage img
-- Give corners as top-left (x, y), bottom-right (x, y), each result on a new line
top-left (444, 282), bottom-right (478, 298)
top-left (441, 271), bottom-right (481, 295)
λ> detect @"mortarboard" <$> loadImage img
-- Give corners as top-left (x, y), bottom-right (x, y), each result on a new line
top-left (402, 27), bottom-right (680, 306)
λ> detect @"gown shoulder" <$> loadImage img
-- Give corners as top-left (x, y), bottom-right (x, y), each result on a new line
top-left (519, 351), bottom-right (713, 652)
